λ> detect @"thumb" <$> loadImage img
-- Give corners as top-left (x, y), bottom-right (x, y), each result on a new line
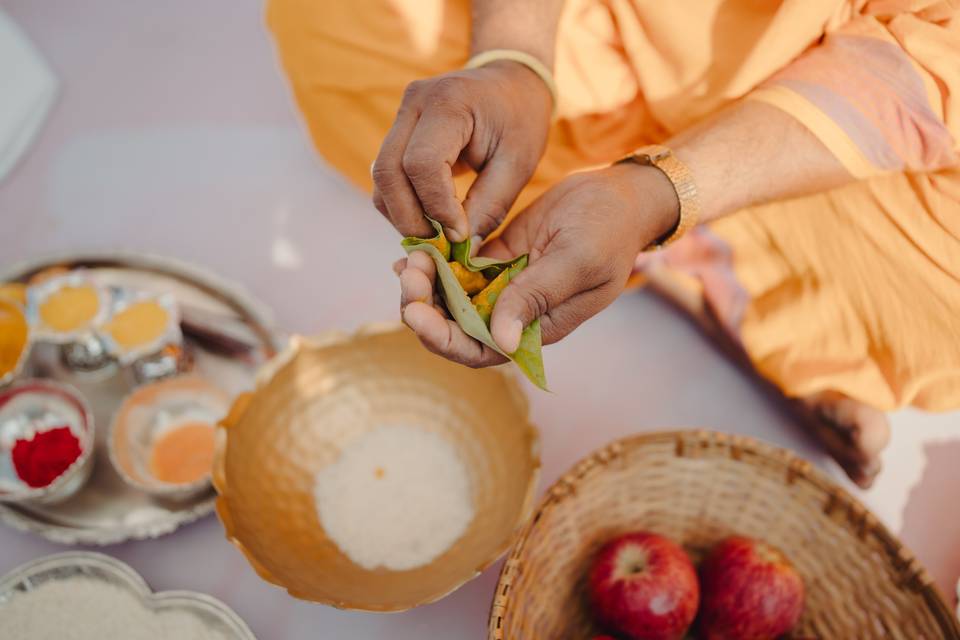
top-left (464, 153), bottom-right (533, 240)
top-left (489, 243), bottom-right (584, 354)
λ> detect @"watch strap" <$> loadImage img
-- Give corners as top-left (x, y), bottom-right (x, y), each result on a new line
top-left (617, 145), bottom-right (700, 251)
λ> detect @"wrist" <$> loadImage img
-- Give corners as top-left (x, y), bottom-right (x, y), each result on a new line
top-left (605, 163), bottom-right (681, 253)
top-left (470, 25), bottom-right (556, 73)
top-left (470, 9), bottom-right (559, 70)
top-left (480, 59), bottom-right (553, 115)
top-left (471, 42), bottom-right (555, 72)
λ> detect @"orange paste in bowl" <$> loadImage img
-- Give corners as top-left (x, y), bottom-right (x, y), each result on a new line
top-left (38, 285), bottom-right (100, 333)
top-left (149, 421), bottom-right (216, 485)
top-left (0, 300), bottom-right (29, 378)
top-left (104, 300), bottom-right (170, 350)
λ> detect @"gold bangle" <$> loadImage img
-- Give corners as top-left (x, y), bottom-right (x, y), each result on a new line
top-left (465, 49), bottom-right (558, 116)
top-left (616, 144), bottom-right (701, 251)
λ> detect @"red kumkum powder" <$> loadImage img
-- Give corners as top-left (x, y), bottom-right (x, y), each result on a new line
top-left (12, 426), bottom-right (83, 488)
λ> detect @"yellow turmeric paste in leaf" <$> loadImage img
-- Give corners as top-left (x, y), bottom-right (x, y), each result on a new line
top-left (448, 261), bottom-right (489, 294)
top-left (472, 258), bottom-right (526, 325)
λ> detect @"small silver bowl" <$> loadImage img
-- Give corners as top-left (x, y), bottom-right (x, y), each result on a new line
top-left (27, 271), bottom-right (116, 378)
top-left (59, 332), bottom-right (117, 379)
top-left (26, 270), bottom-right (112, 345)
top-left (0, 379), bottom-right (95, 504)
top-left (99, 292), bottom-right (183, 366)
top-left (108, 375), bottom-right (228, 502)
top-left (129, 342), bottom-right (194, 386)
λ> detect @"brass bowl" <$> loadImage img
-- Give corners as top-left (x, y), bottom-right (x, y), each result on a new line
top-left (213, 324), bottom-right (540, 611)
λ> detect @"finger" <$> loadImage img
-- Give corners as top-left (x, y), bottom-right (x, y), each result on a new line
top-left (402, 302), bottom-right (507, 368)
top-left (402, 107), bottom-right (471, 241)
top-left (407, 250), bottom-right (437, 280)
top-left (475, 203), bottom-right (541, 262)
top-left (474, 237), bottom-right (514, 262)
top-left (477, 231), bottom-right (533, 262)
top-left (372, 90), bottom-right (433, 238)
top-left (463, 153), bottom-right (533, 239)
top-left (490, 242), bottom-right (609, 353)
top-left (399, 266), bottom-right (435, 308)
top-left (392, 258), bottom-right (408, 277)
top-left (373, 187), bottom-right (391, 223)
top-left (537, 280), bottom-right (620, 345)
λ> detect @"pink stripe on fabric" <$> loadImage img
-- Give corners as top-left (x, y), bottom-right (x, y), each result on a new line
top-left (765, 34), bottom-right (957, 172)
top-left (777, 78), bottom-right (902, 170)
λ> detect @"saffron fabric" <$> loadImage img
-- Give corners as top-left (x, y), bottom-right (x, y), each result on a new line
top-left (267, 0), bottom-right (960, 411)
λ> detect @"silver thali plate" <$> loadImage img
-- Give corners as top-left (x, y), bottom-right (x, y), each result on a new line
top-left (0, 551), bottom-right (256, 639)
top-left (0, 252), bottom-right (281, 545)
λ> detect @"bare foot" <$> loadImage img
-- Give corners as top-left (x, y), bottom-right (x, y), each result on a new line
top-left (792, 392), bottom-right (890, 489)
top-left (644, 265), bottom-right (891, 488)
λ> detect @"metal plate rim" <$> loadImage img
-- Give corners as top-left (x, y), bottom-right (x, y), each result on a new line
top-left (0, 495), bottom-right (217, 545)
top-left (0, 251), bottom-right (280, 545)
top-left (0, 250), bottom-right (279, 350)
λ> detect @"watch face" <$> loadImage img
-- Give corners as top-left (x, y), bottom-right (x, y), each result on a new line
top-left (641, 145), bottom-right (671, 163)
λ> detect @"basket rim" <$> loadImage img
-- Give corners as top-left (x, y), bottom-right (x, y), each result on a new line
top-left (487, 428), bottom-right (960, 639)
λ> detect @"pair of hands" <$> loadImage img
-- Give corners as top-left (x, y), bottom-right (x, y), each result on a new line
top-left (374, 61), bottom-right (678, 367)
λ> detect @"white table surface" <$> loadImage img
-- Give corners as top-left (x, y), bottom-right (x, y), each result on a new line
top-left (1, 1), bottom-right (957, 637)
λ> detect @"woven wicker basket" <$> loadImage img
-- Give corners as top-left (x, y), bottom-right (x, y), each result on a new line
top-left (488, 430), bottom-right (960, 639)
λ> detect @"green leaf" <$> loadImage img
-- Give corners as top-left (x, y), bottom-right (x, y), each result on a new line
top-left (472, 256), bottom-right (527, 324)
top-left (401, 219), bottom-right (450, 260)
top-left (402, 220), bottom-right (548, 390)
top-left (450, 236), bottom-right (508, 274)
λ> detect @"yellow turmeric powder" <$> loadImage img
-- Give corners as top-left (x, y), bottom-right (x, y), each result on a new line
top-left (38, 285), bottom-right (100, 333)
top-left (104, 300), bottom-right (170, 351)
top-left (0, 299), bottom-right (29, 378)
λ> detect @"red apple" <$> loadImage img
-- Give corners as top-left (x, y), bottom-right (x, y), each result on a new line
top-left (588, 531), bottom-right (699, 640)
top-left (698, 536), bottom-right (805, 639)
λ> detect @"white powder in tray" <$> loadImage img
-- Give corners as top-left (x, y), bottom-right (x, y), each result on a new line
top-left (313, 424), bottom-right (475, 571)
top-left (0, 577), bottom-right (230, 640)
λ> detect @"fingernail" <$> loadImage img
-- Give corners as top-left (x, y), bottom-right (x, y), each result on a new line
top-left (469, 235), bottom-right (483, 257)
top-left (498, 319), bottom-right (523, 354)
top-left (444, 226), bottom-right (466, 243)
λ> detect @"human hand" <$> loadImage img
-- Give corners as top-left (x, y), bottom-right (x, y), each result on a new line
top-left (397, 163), bottom-right (680, 367)
top-left (372, 61), bottom-right (552, 244)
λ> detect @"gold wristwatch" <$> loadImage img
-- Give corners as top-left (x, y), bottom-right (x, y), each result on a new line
top-left (616, 144), bottom-right (700, 251)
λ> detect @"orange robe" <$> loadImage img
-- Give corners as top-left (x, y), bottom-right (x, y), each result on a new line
top-left (267, 0), bottom-right (960, 411)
